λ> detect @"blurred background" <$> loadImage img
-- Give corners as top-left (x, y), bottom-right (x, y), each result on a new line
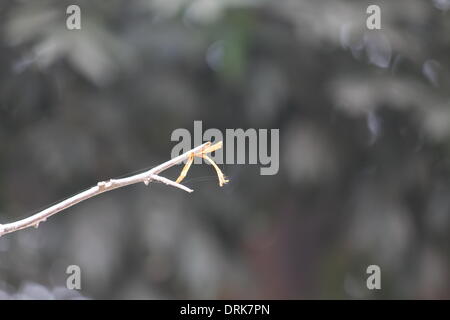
top-left (1, 0), bottom-right (450, 299)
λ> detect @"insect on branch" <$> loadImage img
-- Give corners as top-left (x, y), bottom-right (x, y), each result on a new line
top-left (0, 142), bottom-right (228, 237)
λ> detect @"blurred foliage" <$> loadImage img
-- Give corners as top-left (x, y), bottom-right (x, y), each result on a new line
top-left (1, 0), bottom-right (450, 299)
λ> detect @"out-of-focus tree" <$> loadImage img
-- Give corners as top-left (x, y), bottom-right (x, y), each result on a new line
top-left (0, 0), bottom-right (450, 299)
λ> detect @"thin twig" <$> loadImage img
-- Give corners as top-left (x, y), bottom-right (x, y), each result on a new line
top-left (147, 175), bottom-right (193, 193)
top-left (0, 142), bottom-right (211, 237)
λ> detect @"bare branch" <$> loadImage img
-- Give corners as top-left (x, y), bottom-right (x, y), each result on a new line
top-left (0, 142), bottom-right (211, 237)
